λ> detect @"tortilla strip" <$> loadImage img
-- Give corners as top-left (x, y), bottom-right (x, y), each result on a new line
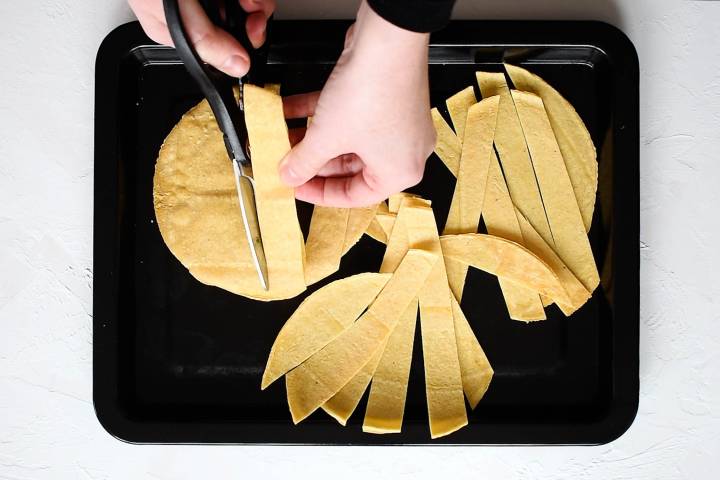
top-left (304, 206), bottom-right (351, 285)
top-left (443, 96), bottom-right (500, 301)
top-left (505, 64), bottom-right (597, 231)
top-left (363, 299), bottom-right (418, 433)
top-left (450, 295), bottom-right (493, 409)
top-left (365, 218), bottom-right (388, 243)
top-left (476, 72), bottom-right (554, 247)
top-left (322, 341), bottom-right (387, 425)
top-left (342, 204), bottom-right (378, 254)
top-left (513, 207), bottom-right (591, 315)
top-left (440, 234), bottom-right (572, 306)
top-left (261, 272), bottom-right (391, 389)
top-left (511, 90), bottom-right (599, 292)
top-left (431, 108), bottom-right (462, 174)
top-left (446, 86), bottom-right (477, 140)
top-left (286, 249), bottom-right (437, 423)
top-left (388, 193), bottom-right (420, 214)
top-left (406, 205), bottom-right (467, 439)
top-left (484, 152), bottom-right (545, 321)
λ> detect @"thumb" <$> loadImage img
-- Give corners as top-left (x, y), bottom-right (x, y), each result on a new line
top-left (279, 131), bottom-right (337, 187)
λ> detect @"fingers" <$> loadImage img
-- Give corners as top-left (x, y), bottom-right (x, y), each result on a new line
top-left (316, 154), bottom-right (363, 177)
top-left (283, 92), bottom-right (321, 119)
top-left (279, 132), bottom-right (338, 186)
top-left (288, 127), bottom-right (306, 147)
top-left (179, 0), bottom-right (250, 77)
top-left (245, 11), bottom-right (267, 48)
top-left (294, 173), bottom-right (385, 208)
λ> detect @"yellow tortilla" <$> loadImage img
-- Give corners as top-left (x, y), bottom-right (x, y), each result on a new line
top-left (365, 218), bottom-right (388, 243)
top-left (443, 96), bottom-right (500, 301)
top-left (406, 205), bottom-right (467, 439)
top-left (431, 108), bottom-right (462, 175)
top-left (505, 64), bottom-right (597, 231)
top-left (154, 85), bottom-right (305, 301)
top-left (511, 90), bottom-right (599, 292)
top-left (363, 299), bottom-right (418, 434)
top-left (484, 152), bottom-right (545, 321)
top-left (388, 193), bottom-right (420, 214)
top-left (365, 211), bottom-right (397, 245)
top-left (261, 272), bottom-right (391, 389)
top-left (286, 249), bottom-right (437, 423)
top-left (322, 342), bottom-right (387, 425)
top-left (476, 72), bottom-right (554, 247)
top-left (264, 83), bottom-right (281, 95)
top-left (304, 206), bottom-right (350, 286)
top-left (514, 208), bottom-right (591, 315)
top-left (342, 204), bottom-right (378, 254)
top-left (450, 295), bottom-right (493, 409)
top-left (440, 234), bottom-right (572, 306)
top-left (446, 86), bottom-right (476, 140)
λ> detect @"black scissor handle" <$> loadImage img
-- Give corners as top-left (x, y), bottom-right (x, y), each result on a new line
top-left (163, 0), bottom-right (250, 166)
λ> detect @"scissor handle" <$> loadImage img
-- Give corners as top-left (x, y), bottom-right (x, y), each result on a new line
top-left (163, 0), bottom-right (250, 167)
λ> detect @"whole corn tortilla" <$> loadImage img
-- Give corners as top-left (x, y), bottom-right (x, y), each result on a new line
top-left (285, 249), bottom-right (437, 424)
top-left (261, 272), bottom-right (391, 390)
top-left (511, 90), bottom-right (599, 292)
top-left (505, 64), bottom-right (597, 231)
top-left (154, 86), bottom-right (306, 300)
top-left (476, 72), bottom-right (554, 247)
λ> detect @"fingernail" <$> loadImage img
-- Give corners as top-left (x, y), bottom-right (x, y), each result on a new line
top-left (221, 55), bottom-right (248, 77)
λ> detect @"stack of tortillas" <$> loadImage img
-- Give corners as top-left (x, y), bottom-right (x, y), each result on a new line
top-left (153, 64), bottom-right (599, 439)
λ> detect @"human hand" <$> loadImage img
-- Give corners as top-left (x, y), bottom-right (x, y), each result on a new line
top-left (279, 0), bottom-right (435, 207)
top-left (128, 0), bottom-right (274, 77)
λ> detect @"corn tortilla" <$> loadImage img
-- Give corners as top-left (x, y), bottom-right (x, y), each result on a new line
top-left (363, 299), bottom-right (418, 434)
top-left (450, 295), bottom-right (493, 409)
top-left (446, 86), bottom-right (476, 140)
top-left (304, 206), bottom-right (350, 286)
top-left (476, 72), bottom-right (554, 247)
top-left (443, 96), bottom-right (500, 302)
top-left (285, 249), bottom-right (437, 423)
top-left (505, 64), bottom-right (597, 231)
top-left (405, 205), bottom-right (467, 439)
top-left (511, 90), bottom-right (599, 292)
top-left (484, 152), bottom-right (545, 321)
top-left (440, 234), bottom-right (572, 306)
top-left (153, 86), bottom-right (306, 301)
top-left (431, 108), bottom-right (462, 175)
top-left (342, 204), bottom-right (378, 254)
top-left (261, 272), bottom-right (391, 389)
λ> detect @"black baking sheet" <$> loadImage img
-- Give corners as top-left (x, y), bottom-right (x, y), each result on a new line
top-left (94, 20), bottom-right (639, 444)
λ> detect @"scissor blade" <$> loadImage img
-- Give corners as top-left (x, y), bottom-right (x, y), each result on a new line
top-left (232, 159), bottom-right (269, 290)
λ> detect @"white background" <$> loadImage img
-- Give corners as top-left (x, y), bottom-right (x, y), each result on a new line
top-left (1, 0), bottom-right (719, 478)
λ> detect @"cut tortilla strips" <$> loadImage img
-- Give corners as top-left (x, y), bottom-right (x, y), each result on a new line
top-left (505, 64), bottom-right (597, 231)
top-left (511, 90), bottom-right (599, 293)
top-left (342, 204), bottom-right (379, 254)
top-left (440, 233), bottom-right (572, 307)
top-left (261, 272), bottom-right (391, 390)
top-left (285, 249), bottom-right (437, 424)
top-left (450, 295), bottom-right (493, 409)
top-left (476, 72), bottom-right (554, 248)
top-left (431, 108), bottom-right (462, 175)
top-left (363, 299), bottom-right (418, 434)
top-left (483, 151), bottom-right (545, 321)
top-left (443, 95), bottom-right (500, 301)
top-left (405, 204), bottom-right (468, 439)
top-left (322, 342), bottom-right (387, 425)
top-left (304, 206), bottom-right (350, 286)
top-left (446, 86), bottom-right (477, 140)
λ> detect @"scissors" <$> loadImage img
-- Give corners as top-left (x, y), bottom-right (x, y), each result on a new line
top-left (163, 0), bottom-right (270, 290)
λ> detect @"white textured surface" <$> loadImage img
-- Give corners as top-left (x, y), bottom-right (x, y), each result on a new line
top-left (1, 0), bottom-right (719, 478)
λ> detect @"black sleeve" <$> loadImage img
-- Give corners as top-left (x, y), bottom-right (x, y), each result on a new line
top-left (367, 0), bottom-right (456, 33)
